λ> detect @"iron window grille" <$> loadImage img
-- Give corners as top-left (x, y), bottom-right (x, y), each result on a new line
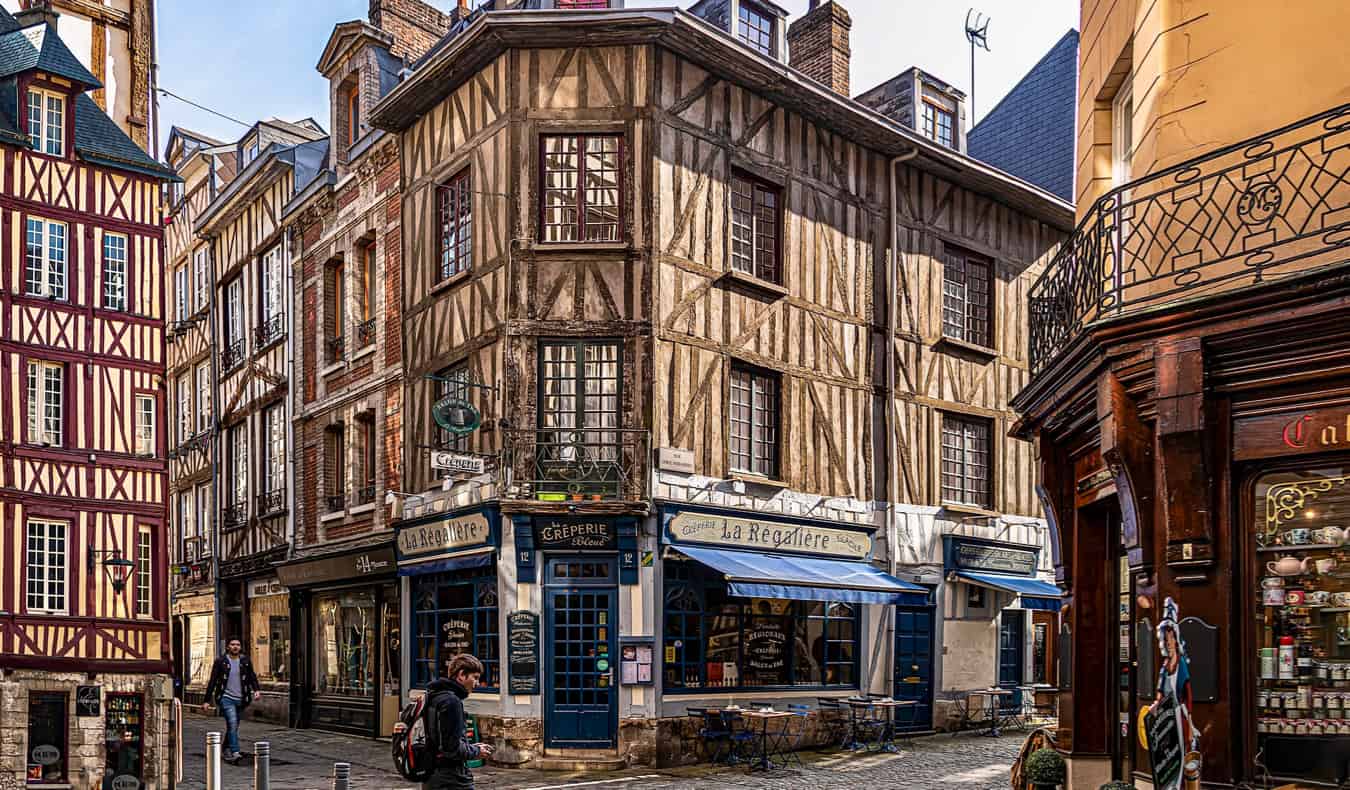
top-left (254, 313), bottom-right (285, 348)
top-left (356, 318), bottom-right (377, 349)
top-left (730, 171), bottom-right (781, 283)
top-left (438, 170), bottom-right (473, 280)
top-left (222, 501), bottom-right (248, 531)
top-left (540, 134), bottom-right (622, 243)
top-left (729, 364), bottom-right (779, 478)
top-left (941, 248), bottom-right (992, 348)
top-left (355, 485), bottom-right (377, 506)
top-left (256, 488), bottom-right (286, 517)
top-left (220, 339), bottom-right (247, 372)
top-left (327, 335), bottom-right (346, 363)
top-left (940, 413), bottom-right (992, 508)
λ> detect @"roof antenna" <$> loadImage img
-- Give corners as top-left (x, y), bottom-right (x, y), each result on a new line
top-left (965, 9), bottom-right (991, 119)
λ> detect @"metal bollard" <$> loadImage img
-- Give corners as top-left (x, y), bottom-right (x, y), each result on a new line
top-left (332, 761), bottom-right (351, 790)
top-left (205, 732), bottom-right (223, 790)
top-left (253, 740), bottom-right (271, 790)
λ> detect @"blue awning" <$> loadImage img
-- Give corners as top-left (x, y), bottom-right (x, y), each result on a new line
top-left (955, 571), bottom-right (1063, 612)
top-left (671, 545), bottom-right (930, 606)
top-left (398, 549), bottom-right (494, 577)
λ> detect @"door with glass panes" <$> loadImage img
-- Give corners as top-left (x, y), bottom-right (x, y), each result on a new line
top-left (544, 557), bottom-right (619, 748)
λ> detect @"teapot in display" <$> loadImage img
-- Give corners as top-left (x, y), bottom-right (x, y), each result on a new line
top-left (1268, 556), bottom-right (1312, 576)
top-left (1314, 526), bottom-right (1348, 546)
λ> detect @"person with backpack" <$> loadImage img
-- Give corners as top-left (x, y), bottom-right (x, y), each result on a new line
top-left (392, 653), bottom-right (494, 789)
top-left (201, 637), bottom-right (261, 764)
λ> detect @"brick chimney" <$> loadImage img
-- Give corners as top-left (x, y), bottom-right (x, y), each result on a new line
top-left (368, 0), bottom-right (453, 64)
top-left (16, 0), bottom-right (59, 29)
top-left (787, 0), bottom-right (851, 96)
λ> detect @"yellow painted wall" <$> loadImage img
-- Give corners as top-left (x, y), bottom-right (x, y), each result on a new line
top-left (1076, 0), bottom-right (1350, 216)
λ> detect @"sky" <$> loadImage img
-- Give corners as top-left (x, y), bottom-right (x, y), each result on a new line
top-left (154, 0), bottom-right (1077, 156)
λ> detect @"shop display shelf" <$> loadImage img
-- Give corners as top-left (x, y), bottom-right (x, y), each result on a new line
top-left (1257, 544), bottom-right (1345, 553)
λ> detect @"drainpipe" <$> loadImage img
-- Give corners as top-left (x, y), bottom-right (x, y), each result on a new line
top-left (885, 146), bottom-right (918, 696)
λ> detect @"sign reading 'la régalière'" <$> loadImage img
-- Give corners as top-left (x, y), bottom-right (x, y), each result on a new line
top-left (668, 512), bottom-right (872, 559)
top-left (398, 512), bottom-right (491, 560)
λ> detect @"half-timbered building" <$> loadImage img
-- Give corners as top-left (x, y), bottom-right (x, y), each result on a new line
top-left (193, 117), bottom-right (326, 723)
top-left (163, 126), bottom-right (236, 706)
top-left (0, 7), bottom-right (176, 788)
top-left (370, 0), bottom-right (1069, 764)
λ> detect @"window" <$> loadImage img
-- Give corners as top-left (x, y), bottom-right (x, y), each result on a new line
top-left (359, 243), bottom-right (375, 322)
top-left (941, 248), bottom-right (992, 348)
top-left (538, 339), bottom-right (622, 496)
top-left (1112, 77), bottom-right (1134, 185)
top-left (224, 277), bottom-right (244, 365)
top-left (27, 88), bottom-right (64, 156)
top-left (102, 233), bottom-right (128, 311)
top-left (25, 218), bottom-right (66, 299)
top-left (729, 364), bottom-right (778, 478)
top-left (136, 529), bottom-right (152, 617)
top-left (195, 484), bottom-right (210, 542)
top-left (259, 244), bottom-right (284, 345)
top-left (174, 264), bottom-right (189, 320)
top-left (27, 692), bottom-right (68, 784)
top-left (177, 376), bottom-right (192, 443)
top-left (941, 414), bottom-right (991, 508)
top-left (135, 394), bottom-right (156, 456)
top-left (243, 140), bottom-right (259, 165)
top-left (176, 495), bottom-right (193, 562)
top-left (435, 364), bottom-right (471, 455)
top-left (730, 171), bottom-right (781, 283)
top-left (540, 134), bottom-right (621, 243)
top-left (263, 404), bottom-right (285, 501)
top-left (412, 568), bottom-right (500, 690)
top-left (437, 171), bottom-right (472, 280)
top-left (737, 2), bottom-right (775, 56)
top-left (195, 364), bottom-right (212, 434)
top-left (26, 361), bottom-right (63, 446)
top-left (345, 83), bottom-right (361, 146)
top-left (326, 425), bottom-right (346, 511)
top-left (26, 519), bottom-right (67, 613)
top-left (663, 560), bottom-right (858, 690)
top-left (358, 414), bottom-right (376, 504)
top-left (922, 102), bottom-right (955, 149)
top-left (193, 247), bottom-right (210, 312)
top-left (314, 589), bottom-right (376, 697)
top-left (327, 260), bottom-right (345, 361)
top-left (228, 424), bottom-right (248, 511)
top-left (967, 585), bottom-right (987, 609)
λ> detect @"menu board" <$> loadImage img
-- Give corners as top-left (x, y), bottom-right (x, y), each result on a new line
top-left (620, 638), bottom-right (654, 686)
top-left (104, 693), bottom-right (144, 790)
top-left (77, 685), bottom-right (101, 717)
top-left (1145, 693), bottom-right (1184, 790)
top-left (507, 611), bottom-right (540, 695)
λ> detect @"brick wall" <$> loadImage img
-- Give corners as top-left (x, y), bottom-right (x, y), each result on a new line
top-left (787, 0), bottom-right (851, 96)
top-left (368, 0), bottom-right (451, 64)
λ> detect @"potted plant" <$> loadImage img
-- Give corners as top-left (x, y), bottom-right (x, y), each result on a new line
top-left (1025, 748), bottom-right (1066, 790)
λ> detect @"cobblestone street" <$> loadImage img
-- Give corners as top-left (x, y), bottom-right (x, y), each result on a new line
top-left (180, 713), bottom-right (1024, 790)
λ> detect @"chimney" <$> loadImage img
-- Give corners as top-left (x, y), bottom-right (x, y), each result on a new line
top-left (368, 0), bottom-right (452, 64)
top-left (15, 0), bottom-right (58, 29)
top-left (787, 0), bottom-right (851, 96)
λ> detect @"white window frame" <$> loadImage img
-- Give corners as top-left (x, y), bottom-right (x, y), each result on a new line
top-left (174, 264), bottom-right (189, 321)
top-left (260, 244), bottom-right (284, 323)
top-left (195, 484), bottom-right (211, 544)
top-left (135, 528), bottom-right (152, 617)
top-left (177, 493), bottom-right (195, 562)
top-left (25, 217), bottom-right (67, 300)
top-left (193, 247), bottom-right (210, 312)
top-left (135, 393), bottom-right (156, 456)
top-left (1112, 76), bottom-right (1134, 186)
top-left (26, 360), bottom-right (63, 446)
top-left (195, 363), bottom-right (212, 434)
top-left (264, 403), bottom-right (286, 495)
top-left (25, 519), bottom-right (68, 614)
top-left (230, 424), bottom-right (248, 508)
top-left (102, 233), bottom-right (128, 312)
top-left (27, 88), bottom-right (65, 157)
top-left (225, 278), bottom-right (243, 348)
top-left (177, 375), bottom-right (192, 443)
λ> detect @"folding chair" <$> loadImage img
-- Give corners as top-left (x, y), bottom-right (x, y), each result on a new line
top-left (693, 709), bottom-right (730, 764)
top-left (720, 711), bottom-right (758, 765)
top-left (815, 698), bottom-right (849, 748)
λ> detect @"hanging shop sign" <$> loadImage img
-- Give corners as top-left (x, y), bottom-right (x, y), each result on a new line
top-left (507, 611), bottom-right (540, 695)
top-left (398, 512), bottom-right (492, 561)
top-left (533, 517), bottom-right (617, 550)
top-left (666, 510), bottom-right (871, 559)
top-left (76, 685), bottom-right (101, 717)
top-left (275, 546), bottom-right (396, 587)
top-left (949, 539), bottom-right (1038, 576)
top-left (432, 396), bottom-right (481, 436)
top-left (431, 450), bottom-right (485, 475)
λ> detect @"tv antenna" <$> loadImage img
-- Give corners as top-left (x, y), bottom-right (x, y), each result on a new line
top-left (965, 9), bottom-right (991, 119)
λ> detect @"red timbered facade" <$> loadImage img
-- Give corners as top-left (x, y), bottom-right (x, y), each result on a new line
top-left (0, 7), bottom-right (175, 790)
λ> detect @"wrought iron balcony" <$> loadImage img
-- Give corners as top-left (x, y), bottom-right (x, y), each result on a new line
top-left (256, 487), bottom-right (286, 516)
top-left (1028, 105), bottom-right (1350, 376)
top-left (356, 318), bottom-right (377, 348)
top-left (222, 501), bottom-right (248, 531)
top-left (220, 339), bottom-right (247, 372)
top-left (325, 493), bottom-right (347, 513)
top-left (254, 313), bottom-right (285, 348)
top-left (354, 484), bottom-right (377, 506)
top-left (502, 427), bottom-right (648, 501)
top-left (182, 535), bottom-right (213, 564)
top-left (327, 335), bottom-right (345, 363)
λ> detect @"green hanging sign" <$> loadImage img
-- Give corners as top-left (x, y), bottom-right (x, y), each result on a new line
top-left (432, 396), bottom-right (481, 436)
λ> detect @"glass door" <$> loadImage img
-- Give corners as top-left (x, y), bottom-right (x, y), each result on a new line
top-left (544, 556), bottom-right (618, 748)
top-left (104, 693), bottom-right (144, 790)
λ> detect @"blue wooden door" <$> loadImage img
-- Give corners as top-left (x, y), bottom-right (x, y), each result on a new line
top-left (998, 612), bottom-right (1026, 711)
top-left (892, 605), bottom-right (935, 732)
top-left (544, 557), bottom-right (618, 748)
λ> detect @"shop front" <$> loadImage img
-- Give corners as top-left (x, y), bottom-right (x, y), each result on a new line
top-left (275, 540), bottom-right (400, 737)
top-left (171, 590), bottom-right (217, 706)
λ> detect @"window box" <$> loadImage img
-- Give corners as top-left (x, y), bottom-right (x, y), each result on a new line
top-left (720, 268), bottom-right (788, 299)
top-left (934, 334), bottom-right (998, 361)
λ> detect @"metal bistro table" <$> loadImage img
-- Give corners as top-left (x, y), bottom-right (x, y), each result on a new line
top-left (842, 698), bottom-right (917, 752)
top-left (871, 699), bottom-right (918, 752)
top-left (738, 709), bottom-right (795, 771)
top-left (967, 688), bottom-right (1014, 737)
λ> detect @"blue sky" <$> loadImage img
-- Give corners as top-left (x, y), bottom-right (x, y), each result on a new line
top-left (156, 0), bottom-right (1077, 155)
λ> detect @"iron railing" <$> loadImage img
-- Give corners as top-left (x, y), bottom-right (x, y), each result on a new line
top-left (354, 484), bottom-right (377, 506)
top-left (255, 313), bottom-right (285, 348)
top-left (256, 487), bottom-right (286, 516)
top-left (356, 318), bottom-right (377, 348)
top-left (502, 427), bottom-right (648, 501)
top-left (326, 493), bottom-right (347, 513)
top-left (222, 501), bottom-right (248, 530)
top-left (182, 536), bottom-right (212, 564)
top-left (1028, 105), bottom-right (1350, 375)
top-left (327, 335), bottom-right (345, 363)
top-left (220, 339), bottom-right (247, 372)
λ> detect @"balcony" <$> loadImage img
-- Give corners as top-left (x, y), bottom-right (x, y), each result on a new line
top-left (502, 427), bottom-right (648, 502)
top-left (220, 339), bottom-right (247, 373)
top-left (325, 493), bottom-right (346, 513)
top-left (327, 335), bottom-right (345, 364)
top-left (254, 313), bottom-right (285, 348)
top-left (182, 535), bottom-right (213, 564)
top-left (222, 501), bottom-right (248, 530)
top-left (356, 318), bottom-right (377, 349)
top-left (354, 484), bottom-right (377, 506)
top-left (1028, 105), bottom-right (1350, 376)
top-left (256, 487), bottom-right (286, 516)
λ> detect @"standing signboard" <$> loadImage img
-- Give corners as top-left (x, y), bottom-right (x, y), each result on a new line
top-left (507, 610), bottom-right (540, 695)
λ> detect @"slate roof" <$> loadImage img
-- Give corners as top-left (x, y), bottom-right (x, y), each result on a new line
top-left (967, 30), bottom-right (1078, 202)
top-left (0, 21), bottom-right (100, 87)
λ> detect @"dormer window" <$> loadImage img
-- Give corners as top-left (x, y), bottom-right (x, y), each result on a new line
top-left (922, 101), bottom-right (955, 149)
top-left (737, 2), bottom-right (775, 56)
top-left (27, 88), bottom-right (64, 156)
top-left (243, 139), bottom-right (259, 166)
top-left (345, 83), bottom-right (361, 147)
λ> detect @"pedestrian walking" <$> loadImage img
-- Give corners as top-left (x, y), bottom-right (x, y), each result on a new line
top-left (201, 637), bottom-right (262, 765)
top-left (422, 654), bottom-right (494, 789)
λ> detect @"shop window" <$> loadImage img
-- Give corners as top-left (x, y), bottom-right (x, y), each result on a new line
top-left (729, 364), bottom-right (779, 478)
top-left (314, 589), bottom-right (377, 697)
top-left (412, 568), bottom-right (500, 691)
top-left (540, 134), bottom-right (622, 243)
top-left (26, 691), bottom-right (67, 784)
top-left (729, 171), bottom-right (780, 283)
top-left (941, 413), bottom-right (991, 508)
top-left (663, 559), bottom-right (858, 690)
top-left (438, 170), bottom-right (472, 281)
top-left (941, 247), bottom-right (992, 348)
top-left (104, 693), bottom-right (143, 788)
top-left (966, 584), bottom-right (986, 610)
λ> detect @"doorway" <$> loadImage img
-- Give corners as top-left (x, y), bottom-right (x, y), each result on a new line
top-left (998, 612), bottom-right (1025, 693)
top-left (544, 556), bottom-right (619, 749)
top-left (893, 604), bottom-right (935, 732)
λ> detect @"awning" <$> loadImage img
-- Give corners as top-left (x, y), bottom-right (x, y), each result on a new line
top-left (671, 545), bottom-right (930, 606)
top-left (398, 548), bottom-right (495, 577)
top-left (955, 571), bottom-right (1063, 612)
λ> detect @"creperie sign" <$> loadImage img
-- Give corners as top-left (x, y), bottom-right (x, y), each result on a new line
top-left (1234, 407), bottom-right (1350, 461)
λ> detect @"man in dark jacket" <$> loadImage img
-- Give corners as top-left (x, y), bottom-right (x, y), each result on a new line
top-left (201, 638), bottom-right (261, 764)
top-left (423, 654), bottom-right (494, 789)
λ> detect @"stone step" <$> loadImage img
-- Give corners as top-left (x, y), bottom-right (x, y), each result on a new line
top-left (535, 749), bottom-right (627, 772)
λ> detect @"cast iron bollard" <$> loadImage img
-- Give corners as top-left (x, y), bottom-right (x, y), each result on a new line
top-left (332, 761), bottom-right (351, 790)
top-left (205, 732), bottom-right (223, 790)
top-left (254, 740), bottom-right (271, 790)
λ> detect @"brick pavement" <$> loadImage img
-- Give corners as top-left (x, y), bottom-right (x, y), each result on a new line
top-left (178, 712), bottom-right (1023, 790)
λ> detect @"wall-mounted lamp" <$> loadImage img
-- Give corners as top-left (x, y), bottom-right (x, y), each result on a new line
top-left (87, 549), bottom-right (136, 594)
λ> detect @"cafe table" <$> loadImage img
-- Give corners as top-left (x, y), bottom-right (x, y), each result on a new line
top-left (737, 709), bottom-right (795, 771)
top-left (842, 698), bottom-right (916, 752)
top-left (869, 699), bottom-right (918, 752)
top-left (966, 688), bottom-right (1014, 737)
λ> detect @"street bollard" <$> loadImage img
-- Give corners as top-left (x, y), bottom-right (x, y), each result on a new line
top-left (332, 761), bottom-right (351, 790)
top-left (253, 740), bottom-right (271, 790)
top-left (205, 732), bottom-right (223, 790)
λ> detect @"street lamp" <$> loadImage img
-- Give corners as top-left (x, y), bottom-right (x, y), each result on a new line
top-left (87, 549), bottom-right (136, 593)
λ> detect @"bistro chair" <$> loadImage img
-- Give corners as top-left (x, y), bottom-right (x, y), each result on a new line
top-left (693, 708), bottom-right (731, 763)
top-left (815, 698), bottom-right (850, 748)
top-left (999, 687), bottom-right (1028, 731)
top-left (719, 710), bottom-right (758, 765)
top-left (777, 703), bottom-right (812, 767)
top-left (938, 691), bottom-right (972, 735)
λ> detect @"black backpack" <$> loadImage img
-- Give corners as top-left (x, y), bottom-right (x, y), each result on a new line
top-left (391, 691), bottom-right (441, 782)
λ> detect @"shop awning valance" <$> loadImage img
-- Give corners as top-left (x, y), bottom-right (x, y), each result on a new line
top-left (670, 545), bottom-right (930, 606)
top-left (954, 570), bottom-right (1063, 611)
top-left (397, 547), bottom-right (494, 577)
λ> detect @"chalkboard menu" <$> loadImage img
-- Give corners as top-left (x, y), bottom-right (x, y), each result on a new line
top-left (76, 685), bottom-right (101, 717)
top-left (1145, 693), bottom-right (1184, 790)
top-left (1179, 617), bottom-right (1218, 703)
top-left (507, 611), bottom-right (540, 695)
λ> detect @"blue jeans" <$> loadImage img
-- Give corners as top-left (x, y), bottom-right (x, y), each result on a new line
top-left (220, 696), bottom-right (242, 755)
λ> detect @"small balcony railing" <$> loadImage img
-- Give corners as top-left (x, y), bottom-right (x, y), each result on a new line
top-left (356, 318), bottom-right (377, 348)
top-left (325, 492), bottom-right (346, 513)
top-left (502, 427), bottom-right (647, 501)
top-left (222, 501), bottom-right (248, 530)
top-left (327, 335), bottom-right (345, 364)
top-left (256, 487), bottom-right (286, 516)
top-left (1028, 104), bottom-right (1350, 376)
top-left (220, 339), bottom-right (247, 372)
top-left (254, 313), bottom-right (285, 348)
top-left (354, 484), bottom-right (377, 506)
top-left (182, 535), bottom-right (213, 564)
